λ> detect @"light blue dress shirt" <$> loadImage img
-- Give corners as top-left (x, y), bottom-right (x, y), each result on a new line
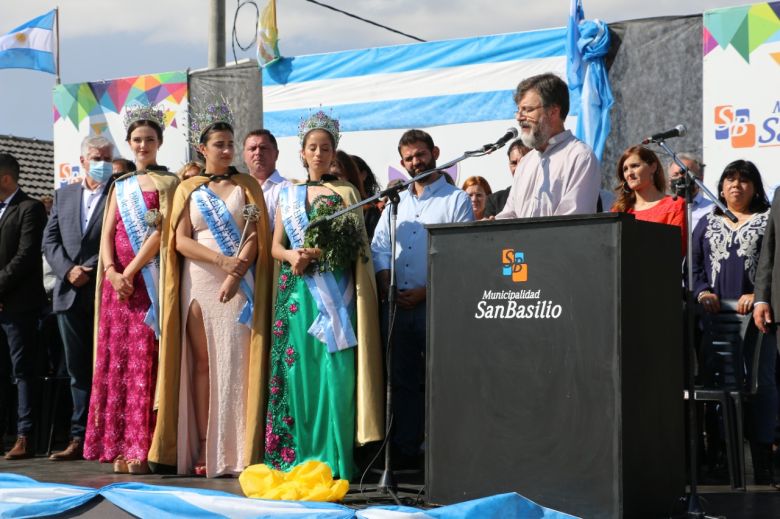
top-left (371, 174), bottom-right (474, 290)
top-left (691, 191), bottom-right (714, 230)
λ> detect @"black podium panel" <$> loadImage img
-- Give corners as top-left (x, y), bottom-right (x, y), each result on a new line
top-left (426, 213), bottom-right (684, 518)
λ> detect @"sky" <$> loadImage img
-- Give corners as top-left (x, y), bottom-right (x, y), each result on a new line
top-left (0, 0), bottom-right (754, 141)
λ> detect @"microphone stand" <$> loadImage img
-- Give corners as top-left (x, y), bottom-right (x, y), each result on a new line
top-left (315, 145), bottom-right (494, 505)
top-left (654, 139), bottom-right (735, 519)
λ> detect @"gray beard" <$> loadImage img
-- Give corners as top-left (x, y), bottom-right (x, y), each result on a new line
top-left (519, 124), bottom-right (549, 150)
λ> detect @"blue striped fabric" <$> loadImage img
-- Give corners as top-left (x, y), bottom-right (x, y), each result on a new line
top-left (0, 48), bottom-right (54, 72)
top-left (265, 90), bottom-right (518, 138)
top-left (0, 474), bottom-right (581, 518)
top-left (261, 28), bottom-right (571, 140)
top-left (263, 28), bottom-right (567, 86)
top-left (8, 9), bottom-right (55, 32)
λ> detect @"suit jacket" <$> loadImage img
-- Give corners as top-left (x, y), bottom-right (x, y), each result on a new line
top-left (754, 187), bottom-right (780, 313)
top-left (484, 187), bottom-right (510, 218)
top-left (0, 189), bottom-right (47, 313)
top-left (43, 181), bottom-right (111, 312)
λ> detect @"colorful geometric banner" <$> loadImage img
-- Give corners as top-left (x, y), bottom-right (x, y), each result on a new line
top-left (703, 2), bottom-right (780, 63)
top-left (53, 71), bottom-right (187, 129)
top-left (702, 2), bottom-right (780, 198)
top-left (52, 70), bottom-right (189, 189)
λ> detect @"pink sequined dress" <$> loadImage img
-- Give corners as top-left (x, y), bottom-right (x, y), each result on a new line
top-left (84, 190), bottom-right (159, 463)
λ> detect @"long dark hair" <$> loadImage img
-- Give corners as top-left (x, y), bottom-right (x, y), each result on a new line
top-left (714, 159), bottom-right (770, 215)
top-left (351, 154), bottom-right (380, 197)
top-left (333, 150), bottom-right (366, 199)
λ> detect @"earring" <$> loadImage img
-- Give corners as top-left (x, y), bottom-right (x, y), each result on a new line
top-left (622, 181), bottom-right (632, 194)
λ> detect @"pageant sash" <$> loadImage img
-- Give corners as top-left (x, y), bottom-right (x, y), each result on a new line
top-left (115, 176), bottom-right (161, 337)
top-left (280, 184), bottom-right (356, 353)
top-left (191, 185), bottom-right (255, 327)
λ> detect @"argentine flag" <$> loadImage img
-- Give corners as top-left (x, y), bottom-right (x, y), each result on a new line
top-left (0, 10), bottom-right (56, 74)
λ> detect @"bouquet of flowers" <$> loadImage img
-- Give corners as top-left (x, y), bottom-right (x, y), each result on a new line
top-left (303, 202), bottom-right (368, 273)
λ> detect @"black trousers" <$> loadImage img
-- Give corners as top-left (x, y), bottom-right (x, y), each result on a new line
top-left (0, 309), bottom-right (38, 435)
top-left (56, 292), bottom-right (94, 439)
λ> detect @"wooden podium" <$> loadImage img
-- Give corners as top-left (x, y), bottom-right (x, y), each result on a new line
top-left (425, 213), bottom-right (685, 519)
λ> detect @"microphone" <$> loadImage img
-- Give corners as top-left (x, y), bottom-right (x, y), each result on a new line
top-left (642, 124), bottom-right (687, 144)
top-left (482, 127), bottom-right (519, 152)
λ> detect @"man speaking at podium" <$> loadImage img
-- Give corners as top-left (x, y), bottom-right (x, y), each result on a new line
top-left (496, 73), bottom-right (600, 219)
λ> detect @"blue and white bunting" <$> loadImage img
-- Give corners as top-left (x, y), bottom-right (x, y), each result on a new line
top-left (0, 10), bottom-right (56, 74)
top-left (0, 474), bottom-right (581, 518)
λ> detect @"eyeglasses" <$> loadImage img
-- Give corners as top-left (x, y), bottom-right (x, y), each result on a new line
top-left (515, 105), bottom-right (543, 117)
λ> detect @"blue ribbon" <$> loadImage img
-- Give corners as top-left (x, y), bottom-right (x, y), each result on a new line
top-left (191, 186), bottom-right (255, 327)
top-left (280, 185), bottom-right (357, 353)
top-left (115, 176), bottom-right (161, 338)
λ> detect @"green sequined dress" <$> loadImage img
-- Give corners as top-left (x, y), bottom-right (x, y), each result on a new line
top-left (264, 193), bottom-right (356, 480)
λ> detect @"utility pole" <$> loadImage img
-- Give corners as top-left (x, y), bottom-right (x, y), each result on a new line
top-left (208, 0), bottom-right (226, 68)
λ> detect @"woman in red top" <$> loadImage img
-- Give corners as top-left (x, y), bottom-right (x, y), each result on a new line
top-left (611, 145), bottom-right (686, 254)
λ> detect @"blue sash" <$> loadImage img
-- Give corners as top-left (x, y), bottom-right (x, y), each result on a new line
top-left (115, 176), bottom-right (161, 337)
top-left (191, 185), bottom-right (255, 327)
top-left (280, 184), bottom-right (356, 353)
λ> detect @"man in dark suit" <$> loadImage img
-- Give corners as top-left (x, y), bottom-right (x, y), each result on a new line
top-left (483, 139), bottom-right (530, 218)
top-left (0, 153), bottom-right (47, 460)
top-left (754, 189), bottom-right (780, 331)
top-left (43, 135), bottom-right (113, 461)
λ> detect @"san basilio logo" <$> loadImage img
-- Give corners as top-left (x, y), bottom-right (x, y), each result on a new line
top-left (502, 248), bottom-right (527, 282)
top-left (714, 102), bottom-right (780, 148)
top-left (473, 248), bottom-right (562, 319)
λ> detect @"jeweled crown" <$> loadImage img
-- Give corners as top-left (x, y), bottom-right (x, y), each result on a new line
top-left (189, 97), bottom-right (235, 149)
top-left (123, 104), bottom-right (166, 132)
top-left (298, 110), bottom-right (341, 147)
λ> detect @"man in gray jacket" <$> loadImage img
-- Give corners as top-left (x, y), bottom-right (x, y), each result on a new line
top-left (43, 135), bottom-right (113, 461)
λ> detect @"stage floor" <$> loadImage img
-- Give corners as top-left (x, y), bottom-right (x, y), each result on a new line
top-left (2, 455), bottom-right (780, 518)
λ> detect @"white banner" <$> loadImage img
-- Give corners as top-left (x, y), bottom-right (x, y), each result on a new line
top-left (703, 3), bottom-right (780, 196)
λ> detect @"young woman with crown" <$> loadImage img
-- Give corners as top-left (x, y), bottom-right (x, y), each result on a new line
top-left (84, 105), bottom-right (179, 474)
top-left (148, 99), bottom-right (272, 478)
top-left (261, 110), bottom-right (383, 480)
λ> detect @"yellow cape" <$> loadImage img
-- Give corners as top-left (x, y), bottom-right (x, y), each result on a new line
top-left (93, 169), bottom-right (180, 357)
top-left (148, 172), bottom-right (273, 470)
top-left (276, 179), bottom-right (385, 445)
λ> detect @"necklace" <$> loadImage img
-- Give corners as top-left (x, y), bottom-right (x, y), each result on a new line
top-left (206, 169), bottom-right (237, 182)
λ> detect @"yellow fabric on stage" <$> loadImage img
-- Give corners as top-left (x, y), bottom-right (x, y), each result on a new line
top-left (239, 461), bottom-right (349, 501)
top-left (148, 172), bottom-right (273, 471)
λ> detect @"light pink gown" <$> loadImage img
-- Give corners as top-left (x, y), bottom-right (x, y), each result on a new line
top-left (177, 185), bottom-right (251, 477)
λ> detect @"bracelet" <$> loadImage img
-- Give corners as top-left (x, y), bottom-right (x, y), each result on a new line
top-left (103, 263), bottom-right (115, 273)
top-left (697, 290), bottom-right (711, 303)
